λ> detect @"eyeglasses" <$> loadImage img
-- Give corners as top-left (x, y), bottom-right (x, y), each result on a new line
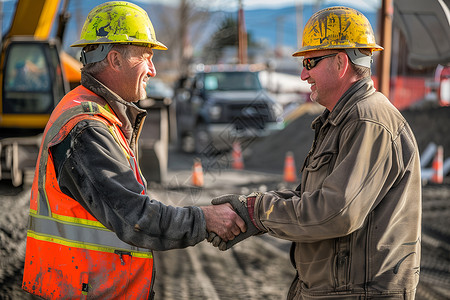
top-left (302, 53), bottom-right (338, 70)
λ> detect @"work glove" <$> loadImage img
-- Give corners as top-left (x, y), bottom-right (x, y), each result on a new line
top-left (207, 192), bottom-right (266, 251)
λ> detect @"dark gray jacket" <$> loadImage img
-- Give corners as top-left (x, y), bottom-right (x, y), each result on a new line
top-left (51, 72), bottom-right (207, 250)
top-left (254, 78), bottom-right (422, 299)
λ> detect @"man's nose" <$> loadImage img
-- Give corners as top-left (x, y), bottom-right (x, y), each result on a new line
top-left (148, 60), bottom-right (156, 77)
top-left (300, 67), bottom-right (309, 81)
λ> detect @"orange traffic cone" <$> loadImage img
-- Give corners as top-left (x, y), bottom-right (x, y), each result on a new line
top-left (283, 151), bottom-right (298, 183)
top-left (232, 141), bottom-right (244, 170)
top-left (431, 145), bottom-right (444, 184)
top-left (192, 158), bottom-right (204, 187)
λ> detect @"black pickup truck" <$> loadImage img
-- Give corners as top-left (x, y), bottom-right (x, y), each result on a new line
top-left (175, 64), bottom-right (284, 153)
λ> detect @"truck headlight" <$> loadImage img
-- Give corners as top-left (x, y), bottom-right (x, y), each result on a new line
top-left (272, 103), bottom-right (283, 119)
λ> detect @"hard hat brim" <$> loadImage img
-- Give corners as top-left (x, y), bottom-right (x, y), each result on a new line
top-left (292, 44), bottom-right (384, 57)
top-left (70, 39), bottom-right (168, 50)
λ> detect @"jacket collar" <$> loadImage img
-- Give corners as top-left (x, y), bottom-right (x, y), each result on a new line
top-left (311, 77), bottom-right (375, 129)
top-left (80, 71), bottom-right (147, 147)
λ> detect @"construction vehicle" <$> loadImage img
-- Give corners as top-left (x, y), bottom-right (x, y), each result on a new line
top-left (0, 0), bottom-right (71, 186)
top-left (0, 0), bottom-right (170, 186)
top-left (175, 64), bottom-right (284, 153)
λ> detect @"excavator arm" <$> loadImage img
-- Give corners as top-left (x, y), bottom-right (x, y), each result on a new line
top-left (4, 0), bottom-right (61, 40)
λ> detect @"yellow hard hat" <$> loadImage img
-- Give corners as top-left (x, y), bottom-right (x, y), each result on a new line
top-left (71, 1), bottom-right (167, 50)
top-left (293, 6), bottom-right (383, 57)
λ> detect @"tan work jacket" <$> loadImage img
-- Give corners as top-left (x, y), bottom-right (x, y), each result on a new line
top-left (254, 78), bottom-right (421, 299)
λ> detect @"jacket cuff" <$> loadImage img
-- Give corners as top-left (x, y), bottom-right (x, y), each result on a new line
top-left (195, 206), bottom-right (209, 242)
top-left (246, 192), bottom-right (267, 232)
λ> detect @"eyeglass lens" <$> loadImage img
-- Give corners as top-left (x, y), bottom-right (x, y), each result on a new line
top-left (302, 54), bottom-right (337, 70)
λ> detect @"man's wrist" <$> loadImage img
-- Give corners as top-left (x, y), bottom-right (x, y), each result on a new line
top-left (246, 192), bottom-right (263, 231)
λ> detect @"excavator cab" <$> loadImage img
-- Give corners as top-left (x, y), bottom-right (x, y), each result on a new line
top-left (0, 37), bottom-right (68, 186)
top-left (1, 38), bottom-right (67, 131)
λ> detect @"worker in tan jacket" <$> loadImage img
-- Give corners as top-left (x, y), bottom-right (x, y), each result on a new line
top-left (209, 7), bottom-right (421, 299)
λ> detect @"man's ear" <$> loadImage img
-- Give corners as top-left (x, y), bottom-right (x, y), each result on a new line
top-left (106, 50), bottom-right (122, 71)
top-left (336, 52), bottom-right (349, 78)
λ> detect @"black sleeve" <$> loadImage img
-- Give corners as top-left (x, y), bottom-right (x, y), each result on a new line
top-left (51, 119), bottom-right (207, 250)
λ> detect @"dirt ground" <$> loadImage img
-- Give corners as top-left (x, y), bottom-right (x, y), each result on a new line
top-left (1, 105), bottom-right (449, 299)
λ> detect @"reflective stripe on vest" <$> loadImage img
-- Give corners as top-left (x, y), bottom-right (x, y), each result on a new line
top-left (28, 214), bottom-right (150, 256)
top-left (22, 88), bottom-right (153, 299)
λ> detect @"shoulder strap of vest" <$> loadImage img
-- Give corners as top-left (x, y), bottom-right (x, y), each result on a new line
top-left (48, 102), bottom-right (120, 148)
top-left (37, 102), bottom-right (118, 217)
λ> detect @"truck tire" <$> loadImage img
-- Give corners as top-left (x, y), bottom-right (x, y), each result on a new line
top-left (194, 123), bottom-right (211, 154)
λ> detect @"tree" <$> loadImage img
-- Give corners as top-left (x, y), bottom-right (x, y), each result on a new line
top-left (202, 16), bottom-right (237, 64)
top-left (202, 14), bottom-right (260, 64)
top-left (152, 0), bottom-right (213, 76)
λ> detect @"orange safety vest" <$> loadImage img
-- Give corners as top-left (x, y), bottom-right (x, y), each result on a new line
top-left (22, 86), bottom-right (154, 299)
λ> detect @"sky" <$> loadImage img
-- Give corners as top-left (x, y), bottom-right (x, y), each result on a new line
top-left (0, 0), bottom-right (381, 32)
top-left (0, 0), bottom-right (382, 39)
top-left (0, 0), bottom-right (382, 52)
top-left (134, 0), bottom-right (381, 12)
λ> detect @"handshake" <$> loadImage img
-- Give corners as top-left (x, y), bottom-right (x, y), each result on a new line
top-left (201, 192), bottom-right (267, 251)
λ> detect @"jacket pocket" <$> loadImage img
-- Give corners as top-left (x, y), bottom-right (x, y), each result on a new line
top-left (304, 153), bottom-right (332, 172)
top-left (304, 153), bottom-right (335, 191)
top-left (333, 236), bottom-right (350, 290)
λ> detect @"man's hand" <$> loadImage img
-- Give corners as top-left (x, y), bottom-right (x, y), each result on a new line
top-left (207, 193), bottom-right (266, 251)
top-left (200, 204), bottom-right (247, 242)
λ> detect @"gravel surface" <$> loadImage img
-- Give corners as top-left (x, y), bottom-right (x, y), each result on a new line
top-left (0, 183), bottom-right (40, 300)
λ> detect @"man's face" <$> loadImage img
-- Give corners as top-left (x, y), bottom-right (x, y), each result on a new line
top-left (300, 50), bottom-right (339, 108)
top-left (119, 47), bottom-right (156, 102)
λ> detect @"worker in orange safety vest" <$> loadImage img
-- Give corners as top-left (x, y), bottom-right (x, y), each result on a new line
top-left (21, 2), bottom-right (246, 299)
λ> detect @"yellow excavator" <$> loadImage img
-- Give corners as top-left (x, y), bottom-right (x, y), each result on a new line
top-left (0, 0), bottom-right (75, 186)
top-left (0, 0), bottom-right (169, 187)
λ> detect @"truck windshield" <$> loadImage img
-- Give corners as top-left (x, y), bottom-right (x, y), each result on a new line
top-left (204, 72), bottom-right (262, 91)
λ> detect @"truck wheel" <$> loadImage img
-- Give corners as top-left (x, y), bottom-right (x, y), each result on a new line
top-left (180, 133), bottom-right (195, 153)
top-left (194, 123), bottom-right (212, 154)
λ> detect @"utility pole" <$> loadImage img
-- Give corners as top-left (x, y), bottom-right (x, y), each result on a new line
top-left (179, 0), bottom-right (191, 75)
top-left (377, 0), bottom-right (393, 98)
top-left (296, 1), bottom-right (303, 49)
top-left (75, 0), bottom-right (83, 39)
top-left (0, 1), bottom-right (3, 45)
top-left (238, 0), bottom-right (247, 64)
top-left (275, 16), bottom-right (285, 57)
top-left (56, 0), bottom-right (71, 43)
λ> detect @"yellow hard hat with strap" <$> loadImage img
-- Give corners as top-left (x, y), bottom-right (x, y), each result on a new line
top-left (71, 1), bottom-right (167, 65)
top-left (293, 6), bottom-right (383, 59)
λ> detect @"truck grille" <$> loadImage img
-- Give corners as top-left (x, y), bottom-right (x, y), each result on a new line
top-left (225, 102), bottom-right (272, 130)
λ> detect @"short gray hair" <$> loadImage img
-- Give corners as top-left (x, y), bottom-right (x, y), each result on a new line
top-left (81, 44), bottom-right (133, 75)
top-left (349, 49), bottom-right (372, 78)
